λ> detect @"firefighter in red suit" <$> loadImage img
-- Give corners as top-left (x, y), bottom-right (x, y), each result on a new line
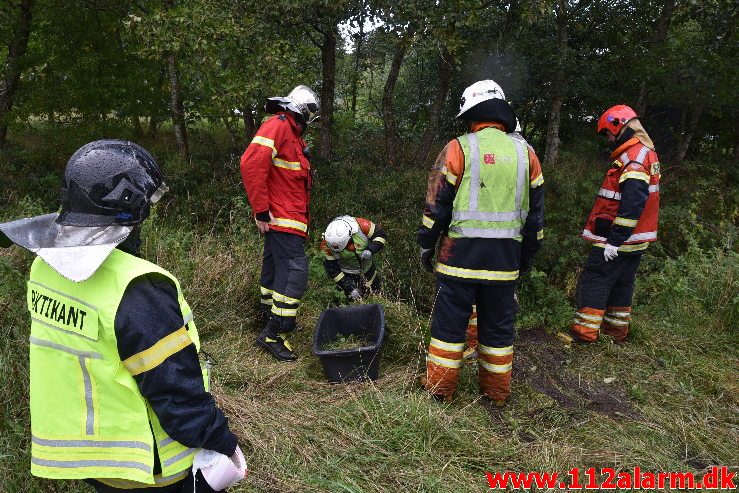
top-left (565, 105), bottom-right (661, 343)
top-left (240, 85), bottom-right (319, 361)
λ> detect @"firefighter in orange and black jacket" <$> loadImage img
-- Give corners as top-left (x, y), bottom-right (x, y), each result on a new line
top-left (417, 80), bottom-right (545, 405)
top-left (567, 105), bottom-right (660, 343)
top-left (241, 86), bottom-right (319, 362)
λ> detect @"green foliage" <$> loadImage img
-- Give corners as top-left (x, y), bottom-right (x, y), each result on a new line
top-left (639, 248), bottom-right (739, 331)
top-left (1, 126), bottom-right (738, 492)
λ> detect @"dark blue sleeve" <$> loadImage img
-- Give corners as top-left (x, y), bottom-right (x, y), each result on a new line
top-left (520, 185), bottom-right (545, 271)
top-left (115, 274), bottom-right (237, 457)
top-left (607, 179), bottom-right (649, 247)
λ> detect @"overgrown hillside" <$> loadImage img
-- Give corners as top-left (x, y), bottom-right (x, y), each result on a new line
top-left (1, 126), bottom-right (737, 492)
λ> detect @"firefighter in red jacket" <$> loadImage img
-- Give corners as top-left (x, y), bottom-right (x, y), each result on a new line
top-left (240, 85), bottom-right (319, 361)
top-left (565, 105), bottom-right (660, 343)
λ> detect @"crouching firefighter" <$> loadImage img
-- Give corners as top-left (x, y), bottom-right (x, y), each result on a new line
top-left (418, 80), bottom-right (545, 405)
top-left (0, 140), bottom-right (245, 492)
top-left (240, 85), bottom-right (320, 361)
top-left (566, 105), bottom-right (660, 343)
top-left (320, 216), bottom-right (387, 302)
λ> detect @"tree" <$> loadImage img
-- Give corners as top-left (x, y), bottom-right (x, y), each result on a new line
top-left (0, 0), bottom-right (34, 148)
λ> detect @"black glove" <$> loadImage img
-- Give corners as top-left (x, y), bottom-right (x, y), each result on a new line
top-left (420, 247), bottom-right (434, 273)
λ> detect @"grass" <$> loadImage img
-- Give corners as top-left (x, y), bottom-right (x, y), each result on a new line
top-left (0, 125), bottom-right (737, 492)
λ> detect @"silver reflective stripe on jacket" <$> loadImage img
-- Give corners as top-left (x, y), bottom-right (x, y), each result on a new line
top-left (597, 184), bottom-right (659, 201)
top-left (448, 227), bottom-right (524, 238)
top-left (582, 229), bottom-right (657, 243)
top-left (33, 436), bottom-right (151, 452)
top-left (32, 457), bottom-right (152, 473)
top-left (163, 448), bottom-right (196, 467)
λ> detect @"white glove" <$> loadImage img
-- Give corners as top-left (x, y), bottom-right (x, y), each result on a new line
top-left (193, 446), bottom-right (247, 490)
top-left (603, 244), bottom-right (619, 262)
top-left (360, 250), bottom-right (372, 261)
top-left (349, 288), bottom-right (362, 301)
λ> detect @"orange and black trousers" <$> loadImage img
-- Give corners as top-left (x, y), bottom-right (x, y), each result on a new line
top-left (571, 246), bottom-right (643, 342)
top-left (426, 278), bottom-right (515, 401)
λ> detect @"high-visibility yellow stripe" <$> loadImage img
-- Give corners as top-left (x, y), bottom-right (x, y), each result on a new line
top-left (619, 171), bottom-right (650, 183)
top-left (614, 217), bottom-right (638, 227)
top-left (479, 360), bottom-right (512, 373)
top-left (272, 217), bottom-right (308, 233)
top-left (333, 272), bottom-right (345, 282)
top-left (260, 286), bottom-right (273, 295)
top-left (259, 299), bottom-right (273, 305)
top-left (446, 174), bottom-right (458, 185)
top-left (123, 328), bottom-right (192, 376)
top-left (427, 353), bottom-right (462, 369)
top-left (468, 317), bottom-right (478, 326)
top-left (367, 222), bottom-right (376, 238)
top-left (374, 236), bottom-right (387, 245)
top-left (592, 242), bottom-right (650, 252)
top-left (436, 262), bottom-right (519, 281)
top-left (478, 344), bottom-right (513, 356)
top-left (537, 229), bottom-right (544, 240)
top-left (422, 215), bottom-right (435, 228)
top-left (272, 158), bottom-right (301, 170)
top-left (271, 305), bottom-right (297, 317)
top-left (272, 292), bottom-right (300, 305)
top-left (251, 136), bottom-right (277, 158)
top-left (603, 316), bottom-right (629, 326)
top-left (530, 173), bottom-right (544, 188)
top-left (429, 338), bottom-right (464, 352)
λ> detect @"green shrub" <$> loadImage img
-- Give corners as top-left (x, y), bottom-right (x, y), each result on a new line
top-left (639, 248), bottom-right (739, 331)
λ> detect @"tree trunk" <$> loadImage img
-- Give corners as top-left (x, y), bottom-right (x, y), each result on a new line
top-left (131, 115), bottom-right (143, 137)
top-left (496, 0), bottom-right (523, 51)
top-left (166, 52), bottom-right (190, 161)
top-left (147, 116), bottom-right (160, 139)
top-left (418, 48), bottom-right (454, 164)
top-left (382, 36), bottom-right (411, 166)
top-left (635, 0), bottom-right (675, 114)
top-left (673, 103), bottom-right (704, 165)
top-left (0, 0), bottom-right (34, 148)
top-left (351, 6), bottom-right (366, 115)
top-left (243, 106), bottom-right (255, 143)
top-left (317, 26), bottom-right (337, 163)
top-left (543, 0), bottom-right (568, 168)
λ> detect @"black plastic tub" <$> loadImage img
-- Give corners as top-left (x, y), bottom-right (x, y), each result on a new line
top-left (312, 304), bottom-right (386, 383)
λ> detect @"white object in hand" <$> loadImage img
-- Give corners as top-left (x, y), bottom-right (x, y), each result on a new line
top-left (603, 244), bottom-right (619, 262)
top-left (193, 446), bottom-right (247, 490)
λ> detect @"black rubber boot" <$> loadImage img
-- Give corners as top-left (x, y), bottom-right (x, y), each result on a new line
top-left (255, 323), bottom-right (297, 361)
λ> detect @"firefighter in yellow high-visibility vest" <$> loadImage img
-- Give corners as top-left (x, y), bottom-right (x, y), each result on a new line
top-left (0, 140), bottom-right (246, 492)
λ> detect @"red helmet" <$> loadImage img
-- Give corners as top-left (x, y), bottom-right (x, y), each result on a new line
top-left (597, 105), bottom-right (637, 136)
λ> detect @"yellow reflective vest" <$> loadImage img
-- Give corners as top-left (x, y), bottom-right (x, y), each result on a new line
top-left (450, 127), bottom-right (530, 239)
top-left (28, 248), bottom-right (205, 485)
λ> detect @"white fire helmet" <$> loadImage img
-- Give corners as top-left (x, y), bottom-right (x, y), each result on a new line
top-left (323, 216), bottom-right (359, 253)
top-left (456, 80), bottom-right (506, 119)
top-left (266, 85), bottom-right (320, 124)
